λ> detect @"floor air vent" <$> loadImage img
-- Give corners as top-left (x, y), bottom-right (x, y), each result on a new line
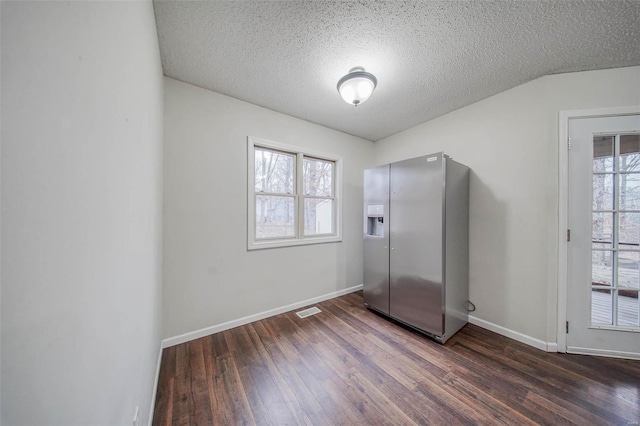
top-left (296, 306), bottom-right (321, 318)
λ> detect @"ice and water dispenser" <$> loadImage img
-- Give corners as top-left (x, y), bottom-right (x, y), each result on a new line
top-left (366, 204), bottom-right (385, 237)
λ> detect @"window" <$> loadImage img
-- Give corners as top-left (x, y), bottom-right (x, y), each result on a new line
top-left (248, 136), bottom-right (342, 249)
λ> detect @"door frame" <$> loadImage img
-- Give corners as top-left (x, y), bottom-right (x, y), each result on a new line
top-left (557, 105), bottom-right (640, 353)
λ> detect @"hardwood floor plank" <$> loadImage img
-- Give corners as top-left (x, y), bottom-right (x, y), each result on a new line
top-left (303, 313), bottom-right (476, 425)
top-left (186, 339), bottom-right (214, 425)
top-left (152, 346), bottom-right (176, 426)
top-left (503, 342), bottom-right (640, 406)
top-left (268, 317), bottom-right (369, 425)
top-left (522, 391), bottom-right (601, 426)
top-left (316, 302), bottom-right (483, 424)
top-left (244, 324), bottom-right (313, 425)
top-left (171, 372), bottom-right (193, 425)
top-left (153, 291), bottom-right (640, 425)
top-left (324, 302), bottom-right (552, 422)
top-left (463, 334), bottom-right (637, 422)
top-left (174, 342), bottom-right (189, 377)
top-left (450, 340), bottom-right (629, 424)
top-left (211, 352), bottom-right (255, 425)
top-left (297, 326), bottom-right (391, 423)
top-left (324, 366), bottom-right (391, 425)
top-left (153, 377), bottom-right (174, 426)
top-left (342, 368), bottom-right (420, 426)
top-left (210, 331), bottom-right (229, 359)
top-left (499, 342), bottom-right (640, 417)
top-left (441, 373), bottom-right (538, 426)
top-left (252, 320), bottom-right (338, 425)
top-left (443, 341), bottom-right (554, 424)
top-left (228, 326), bottom-right (299, 425)
top-left (201, 337), bottom-right (228, 425)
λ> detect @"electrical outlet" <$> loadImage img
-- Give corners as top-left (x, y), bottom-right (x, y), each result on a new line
top-left (132, 406), bottom-right (139, 426)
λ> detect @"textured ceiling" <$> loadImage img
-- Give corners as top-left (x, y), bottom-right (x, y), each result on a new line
top-left (153, 0), bottom-right (640, 141)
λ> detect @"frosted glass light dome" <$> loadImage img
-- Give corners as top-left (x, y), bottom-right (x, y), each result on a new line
top-left (337, 67), bottom-right (377, 106)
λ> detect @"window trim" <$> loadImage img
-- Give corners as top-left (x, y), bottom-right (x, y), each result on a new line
top-left (247, 136), bottom-right (342, 250)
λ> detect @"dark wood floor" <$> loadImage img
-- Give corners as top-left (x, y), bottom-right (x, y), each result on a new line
top-left (153, 291), bottom-right (640, 425)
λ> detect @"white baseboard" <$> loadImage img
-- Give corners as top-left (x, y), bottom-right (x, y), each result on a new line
top-left (468, 315), bottom-right (556, 352)
top-left (148, 340), bottom-right (164, 426)
top-left (567, 346), bottom-right (640, 360)
top-left (162, 284), bottom-right (364, 348)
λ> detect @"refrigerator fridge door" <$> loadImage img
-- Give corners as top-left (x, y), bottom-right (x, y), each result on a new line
top-left (389, 154), bottom-right (445, 337)
top-left (363, 165), bottom-right (390, 314)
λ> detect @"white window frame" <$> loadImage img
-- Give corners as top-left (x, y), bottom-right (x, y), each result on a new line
top-left (247, 136), bottom-right (343, 250)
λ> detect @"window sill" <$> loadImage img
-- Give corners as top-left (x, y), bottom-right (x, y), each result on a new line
top-left (248, 235), bottom-right (342, 251)
top-left (588, 325), bottom-right (640, 333)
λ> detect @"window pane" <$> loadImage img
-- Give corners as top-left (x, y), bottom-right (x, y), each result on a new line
top-left (303, 157), bottom-right (333, 197)
top-left (255, 195), bottom-right (295, 239)
top-left (304, 198), bottom-right (333, 235)
top-left (592, 212), bottom-right (613, 248)
top-left (619, 212), bottom-right (640, 248)
top-left (591, 289), bottom-right (613, 325)
top-left (619, 173), bottom-right (640, 211)
top-left (592, 250), bottom-right (613, 286)
top-left (618, 251), bottom-right (640, 289)
top-left (592, 173), bottom-right (613, 210)
top-left (593, 136), bottom-right (614, 172)
top-left (255, 148), bottom-right (294, 194)
top-left (617, 290), bottom-right (639, 327)
top-left (620, 134), bottom-right (640, 172)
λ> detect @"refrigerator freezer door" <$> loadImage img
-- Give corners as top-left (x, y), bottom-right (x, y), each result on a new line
top-left (389, 154), bottom-right (444, 337)
top-left (363, 165), bottom-right (390, 314)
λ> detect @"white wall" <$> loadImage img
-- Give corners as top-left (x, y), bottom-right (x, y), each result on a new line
top-left (163, 78), bottom-right (374, 339)
top-left (375, 66), bottom-right (640, 345)
top-left (1, 1), bottom-right (163, 425)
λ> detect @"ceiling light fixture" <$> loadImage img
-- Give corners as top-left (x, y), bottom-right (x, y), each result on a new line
top-left (337, 67), bottom-right (377, 106)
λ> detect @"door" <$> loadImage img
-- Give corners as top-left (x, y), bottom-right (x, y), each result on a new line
top-left (568, 114), bottom-right (640, 358)
top-left (389, 154), bottom-right (444, 336)
top-left (363, 165), bottom-right (390, 314)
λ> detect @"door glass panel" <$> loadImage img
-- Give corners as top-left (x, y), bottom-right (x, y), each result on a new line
top-left (592, 250), bottom-right (613, 286)
top-left (618, 173), bottom-right (640, 211)
top-left (592, 174), bottom-right (613, 210)
top-left (618, 251), bottom-right (640, 289)
top-left (619, 134), bottom-right (640, 172)
top-left (590, 132), bottom-right (640, 328)
top-left (591, 289), bottom-right (613, 325)
top-left (593, 135), bottom-right (614, 172)
top-left (592, 212), bottom-right (613, 248)
top-left (617, 291), bottom-right (639, 327)
top-left (618, 212), bottom-right (640, 248)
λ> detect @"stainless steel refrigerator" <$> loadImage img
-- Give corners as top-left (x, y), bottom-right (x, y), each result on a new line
top-left (363, 152), bottom-right (470, 343)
